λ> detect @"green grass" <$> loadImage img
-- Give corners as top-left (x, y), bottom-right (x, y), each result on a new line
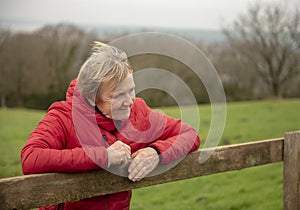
top-left (133, 98), bottom-right (299, 210)
top-left (132, 163), bottom-right (283, 210)
top-left (0, 108), bottom-right (45, 177)
top-left (1, 98), bottom-right (299, 209)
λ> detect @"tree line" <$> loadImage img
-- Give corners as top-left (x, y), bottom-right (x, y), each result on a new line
top-left (0, 24), bottom-right (100, 109)
top-left (0, 1), bottom-right (299, 109)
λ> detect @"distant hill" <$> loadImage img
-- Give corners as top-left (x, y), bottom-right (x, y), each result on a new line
top-left (82, 24), bottom-right (225, 43)
top-left (0, 18), bottom-right (225, 43)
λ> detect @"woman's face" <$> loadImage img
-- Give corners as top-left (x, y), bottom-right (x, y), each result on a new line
top-left (96, 74), bottom-right (135, 120)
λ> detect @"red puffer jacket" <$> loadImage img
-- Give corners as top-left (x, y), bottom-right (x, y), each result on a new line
top-left (21, 79), bottom-right (200, 210)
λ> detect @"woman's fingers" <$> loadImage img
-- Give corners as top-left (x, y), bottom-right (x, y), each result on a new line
top-left (106, 141), bottom-right (160, 181)
top-left (107, 141), bottom-right (131, 166)
top-left (128, 147), bottom-right (159, 182)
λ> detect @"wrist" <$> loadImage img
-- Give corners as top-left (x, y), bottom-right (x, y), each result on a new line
top-left (148, 146), bottom-right (162, 164)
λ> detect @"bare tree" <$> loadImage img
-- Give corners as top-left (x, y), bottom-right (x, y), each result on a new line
top-left (204, 41), bottom-right (266, 101)
top-left (0, 32), bottom-right (52, 107)
top-left (223, 0), bottom-right (300, 98)
top-left (0, 27), bottom-right (11, 107)
top-left (0, 23), bottom-right (106, 108)
top-left (35, 23), bottom-right (98, 99)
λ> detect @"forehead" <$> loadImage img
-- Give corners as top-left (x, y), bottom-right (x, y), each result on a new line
top-left (115, 74), bottom-right (135, 91)
top-left (101, 74), bottom-right (135, 97)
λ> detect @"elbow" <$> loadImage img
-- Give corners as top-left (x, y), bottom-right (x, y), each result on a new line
top-left (195, 135), bottom-right (200, 150)
top-left (21, 152), bottom-right (32, 175)
top-left (188, 127), bottom-right (200, 152)
top-left (22, 164), bottom-right (32, 175)
top-left (179, 123), bottom-right (201, 153)
top-left (21, 147), bottom-right (38, 175)
top-left (21, 161), bottom-right (32, 175)
top-left (190, 133), bottom-right (200, 153)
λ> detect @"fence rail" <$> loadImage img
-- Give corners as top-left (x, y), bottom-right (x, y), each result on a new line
top-left (0, 131), bottom-right (299, 210)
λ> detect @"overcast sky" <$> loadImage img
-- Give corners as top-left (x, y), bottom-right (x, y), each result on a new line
top-left (0, 0), bottom-right (292, 31)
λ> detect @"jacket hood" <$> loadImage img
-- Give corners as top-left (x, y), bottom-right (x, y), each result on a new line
top-left (64, 78), bottom-right (117, 132)
top-left (66, 79), bottom-right (77, 104)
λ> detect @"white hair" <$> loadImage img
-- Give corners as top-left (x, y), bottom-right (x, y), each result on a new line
top-left (78, 41), bottom-right (132, 102)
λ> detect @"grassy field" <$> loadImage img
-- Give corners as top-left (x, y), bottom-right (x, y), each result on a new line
top-left (0, 98), bottom-right (299, 209)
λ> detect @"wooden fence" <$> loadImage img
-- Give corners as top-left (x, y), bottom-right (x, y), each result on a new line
top-left (0, 131), bottom-right (299, 210)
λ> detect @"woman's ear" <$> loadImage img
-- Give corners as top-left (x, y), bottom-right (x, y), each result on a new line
top-left (85, 96), bottom-right (96, 106)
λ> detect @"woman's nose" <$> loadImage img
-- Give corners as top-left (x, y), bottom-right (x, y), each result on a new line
top-left (123, 94), bottom-right (135, 106)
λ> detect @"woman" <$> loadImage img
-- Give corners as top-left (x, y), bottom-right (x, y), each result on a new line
top-left (21, 42), bottom-right (200, 210)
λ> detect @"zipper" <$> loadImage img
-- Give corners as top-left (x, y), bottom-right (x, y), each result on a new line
top-left (103, 133), bottom-right (119, 147)
top-left (102, 135), bottom-right (108, 148)
top-left (56, 203), bottom-right (64, 210)
top-left (102, 135), bottom-right (108, 210)
top-left (104, 194), bottom-right (107, 210)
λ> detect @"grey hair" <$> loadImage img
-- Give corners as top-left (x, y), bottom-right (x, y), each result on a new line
top-left (78, 41), bottom-right (132, 102)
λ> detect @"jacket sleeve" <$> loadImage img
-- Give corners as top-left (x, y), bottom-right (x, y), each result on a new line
top-left (135, 100), bottom-right (200, 164)
top-left (21, 105), bottom-right (108, 175)
top-left (149, 115), bottom-right (200, 164)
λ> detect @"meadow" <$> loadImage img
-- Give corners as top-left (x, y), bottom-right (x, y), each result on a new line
top-left (0, 98), bottom-right (299, 209)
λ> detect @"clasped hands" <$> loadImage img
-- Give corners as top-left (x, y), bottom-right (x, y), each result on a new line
top-left (107, 141), bottom-right (159, 182)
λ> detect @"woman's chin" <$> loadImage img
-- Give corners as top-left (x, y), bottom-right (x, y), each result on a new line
top-left (112, 110), bottom-right (131, 121)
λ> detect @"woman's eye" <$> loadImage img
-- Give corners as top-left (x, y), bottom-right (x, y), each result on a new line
top-left (113, 93), bottom-right (122, 99)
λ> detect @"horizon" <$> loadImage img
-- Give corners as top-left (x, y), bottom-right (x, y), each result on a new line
top-left (0, 17), bottom-right (225, 32)
top-left (0, 0), bottom-right (278, 32)
top-left (0, 18), bottom-right (226, 43)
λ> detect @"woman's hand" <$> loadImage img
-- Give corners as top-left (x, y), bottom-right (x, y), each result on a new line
top-left (107, 141), bottom-right (131, 167)
top-left (128, 147), bottom-right (159, 182)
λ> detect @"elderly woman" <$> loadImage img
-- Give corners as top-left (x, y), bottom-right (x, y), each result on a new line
top-left (21, 42), bottom-right (200, 210)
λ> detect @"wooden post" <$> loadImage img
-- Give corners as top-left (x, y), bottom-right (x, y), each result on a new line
top-left (284, 131), bottom-right (300, 210)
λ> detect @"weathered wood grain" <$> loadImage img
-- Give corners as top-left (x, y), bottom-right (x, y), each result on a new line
top-left (0, 137), bottom-right (284, 210)
top-left (284, 131), bottom-right (300, 210)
